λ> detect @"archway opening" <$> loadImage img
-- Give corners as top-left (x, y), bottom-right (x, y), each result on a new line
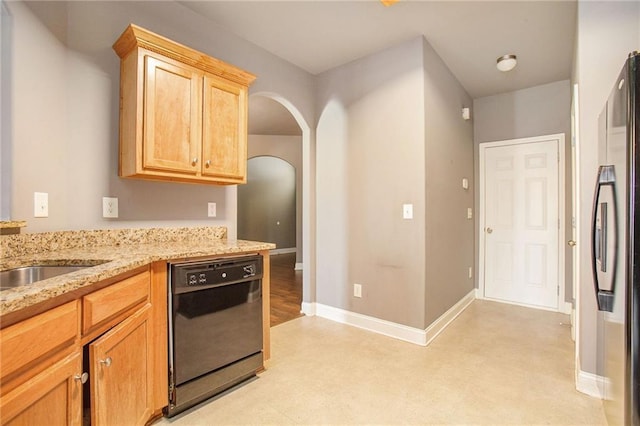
top-left (242, 93), bottom-right (311, 325)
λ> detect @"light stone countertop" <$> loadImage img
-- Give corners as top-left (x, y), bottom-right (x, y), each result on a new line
top-left (0, 221), bottom-right (27, 229)
top-left (1, 231), bottom-right (275, 317)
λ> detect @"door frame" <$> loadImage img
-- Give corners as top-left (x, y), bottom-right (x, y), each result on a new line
top-left (478, 133), bottom-right (570, 313)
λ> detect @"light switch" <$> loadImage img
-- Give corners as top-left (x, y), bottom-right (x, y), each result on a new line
top-left (403, 204), bottom-right (413, 220)
top-left (462, 178), bottom-right (469, 190)
top-left (34, 192), bottom-right (48, 218)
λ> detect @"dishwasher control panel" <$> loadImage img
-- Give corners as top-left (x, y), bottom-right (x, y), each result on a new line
top-left (171, 255), bottom-right (263, 290)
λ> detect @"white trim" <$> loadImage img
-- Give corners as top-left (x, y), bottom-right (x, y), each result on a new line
top-left (424, 290), bottom-right (476, 345)
top-left (571, 83), bottom-right (583, 391)
top-left (294, 262), bottom-right (303, 271)
top-left (304, 290), bottom-right (475, 347)
top-left (576, 369), bottom-right (603, 399)
top-left (301, 301), bottom-right (315, 316)
top-left (478, 133), bottom-right (567, 313)
top-left (270, 247), bottom-right (296, 255)
top-left (315, 304), bottom-right (428, 345)
top-left (571, 308), bottom-right (576, 342)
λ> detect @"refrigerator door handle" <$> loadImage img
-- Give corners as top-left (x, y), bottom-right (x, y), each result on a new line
top-left (591, 165), bottom-right (618, 313)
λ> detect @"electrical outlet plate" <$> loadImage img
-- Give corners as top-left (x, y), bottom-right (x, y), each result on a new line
top-left (207, 202), bottom-right (217, 218)
top-left (467, 208), bottom-right (473, 219)
top-left (103, 197), bottom-right (118, 218)
top-left (34, 192), bottom-right (49, 217)
top-left (354, 283), bottom-right (362, 298)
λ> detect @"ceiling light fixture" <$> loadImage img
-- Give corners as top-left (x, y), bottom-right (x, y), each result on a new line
top-left (496, 54), bottom-right (517, 72)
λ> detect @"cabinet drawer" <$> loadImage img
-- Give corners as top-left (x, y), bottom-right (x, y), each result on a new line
top-left (83, 271), bottom-right (150, 334)
top-left (0, 300), bottom-right (79, 381)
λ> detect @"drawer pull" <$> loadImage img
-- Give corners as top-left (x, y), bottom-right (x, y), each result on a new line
top-left (99, 357), bottom-right (112, 367)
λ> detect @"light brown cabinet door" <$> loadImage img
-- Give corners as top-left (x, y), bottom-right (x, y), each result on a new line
top-left (89, 304), bottom-right (152, 426)
top-left (1, 351), bottom-right (83, 426)
top-left (143, 55), bottom-right (202, 175)
top-left (202, 74), bottom-right (247, 182)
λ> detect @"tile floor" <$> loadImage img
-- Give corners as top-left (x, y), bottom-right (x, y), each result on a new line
top-left (159, 300), bottom-right (606, 425)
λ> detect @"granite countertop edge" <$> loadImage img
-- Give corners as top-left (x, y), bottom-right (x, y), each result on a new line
top-left (0, 239), bottom-right (276, 316)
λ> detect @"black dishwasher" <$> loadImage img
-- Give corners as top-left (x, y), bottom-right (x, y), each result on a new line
top-left (167, 255), bottom-right (263, 417)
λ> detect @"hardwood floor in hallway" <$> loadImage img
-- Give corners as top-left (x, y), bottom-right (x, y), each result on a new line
top-left (269, 252), bottom-right (303, 327)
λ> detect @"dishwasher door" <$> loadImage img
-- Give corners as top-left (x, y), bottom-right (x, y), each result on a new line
top-left (172, 278), bottom-right (262, 385)
top-left (167, 255), bottom-right (264, 417)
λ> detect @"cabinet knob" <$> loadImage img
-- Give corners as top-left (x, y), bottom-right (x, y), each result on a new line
top-left (74, 372), bottom-right (89, 384)
top-left (568, 240), bottom-right (577, 247)
top-left (99, 357), bottom-right (112, 367)
top-left (486, 227), bottom-right (493, 234)
top-left (191, 158), bottom-right (198, 166)
top-left (205, 160), bottom-right (211, 168)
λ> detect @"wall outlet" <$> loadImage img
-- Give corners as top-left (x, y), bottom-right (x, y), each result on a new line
top-left (467, 207), bottom-right (473, 219)
top-left (102, 197), bottom-right (118, 218)
top-left (207, 202), bottom-right (217, 218)
top-left (468, 266), bottom-right (473, 279)
top-left (34, 192), bottom-right (49, 218)
top-left (353, 283), bottom-right (362, 298)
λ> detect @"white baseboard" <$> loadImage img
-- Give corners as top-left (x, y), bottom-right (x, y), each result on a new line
top-left (294, 262), bottom-right (303, 271)
top-left (425, 290), bottom-right (476, 345)
top-left (315, 303), bottom-right (428, 345)
top-left (576, 369), bottom-right (603, 399)
top-left (301, 290), bottom-right (475, 347)
top-left (301, 301), bottom-right (315, 316)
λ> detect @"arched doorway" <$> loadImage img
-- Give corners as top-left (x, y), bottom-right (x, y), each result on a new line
top-left (243, 93), bottom-right (311, 325)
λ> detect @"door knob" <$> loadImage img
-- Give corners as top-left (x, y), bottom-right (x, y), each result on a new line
top-left (99, 357), bottom-right (112, 367)
top-left (568, 240), bottom-right (577, 247)
top-left (74, 372), bottom-right (89, 384)
top-left (486, 227), bottom-right (493, 234)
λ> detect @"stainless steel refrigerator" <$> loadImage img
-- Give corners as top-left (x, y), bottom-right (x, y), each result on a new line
top-left (593, 51), bottom-right (640, 426)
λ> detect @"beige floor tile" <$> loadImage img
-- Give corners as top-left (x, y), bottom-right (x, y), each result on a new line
top-left (157, 300), bottom-right (606, 425)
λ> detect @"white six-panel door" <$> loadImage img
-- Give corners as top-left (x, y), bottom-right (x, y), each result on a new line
top-left (480, 136), bottom-right (562, 310)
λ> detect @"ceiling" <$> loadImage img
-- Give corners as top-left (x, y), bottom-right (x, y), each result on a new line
top-left (181, 0), bottom-right (577, 100)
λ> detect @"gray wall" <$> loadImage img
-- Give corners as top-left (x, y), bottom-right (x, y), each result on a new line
top-left (316, 37), bottom-right (427, 328)
top-left (573, 0), bottom-right (640, 376)
top-left (423, 40), bottom-right (475, 325)
top-left (4, 1), bottom-right (315, 237)
top-left (472, 80), bottom-right (572, 303)
top-left (238, 156), bottom-right (296, 250)
top-left (245, 134), bottom-right (303, 262)
top-left (315, 36), bottom-right (474, 330)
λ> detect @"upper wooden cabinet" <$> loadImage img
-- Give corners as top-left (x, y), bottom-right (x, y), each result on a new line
top-left (113, 24), bottom-right (256, 185)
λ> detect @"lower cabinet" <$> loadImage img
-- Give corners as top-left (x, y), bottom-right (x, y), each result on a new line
top-left (89, 304), bottom-right (153, 426)
top-left (1, 351), bottom-right (83, 426)
top-left (0, 268), bottom-right (166, 426)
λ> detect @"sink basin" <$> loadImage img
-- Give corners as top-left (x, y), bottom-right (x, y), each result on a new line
top-left (1, 265), bottom-right (97, 291)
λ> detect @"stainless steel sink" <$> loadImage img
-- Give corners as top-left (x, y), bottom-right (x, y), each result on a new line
top-left (0, 265), bottom-right (97, 291)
